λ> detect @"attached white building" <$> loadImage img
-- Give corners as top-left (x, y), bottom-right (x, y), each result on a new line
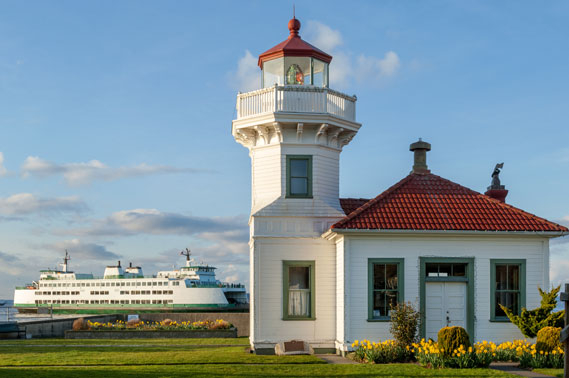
top-left (231, 17), bottom-right (569, 354)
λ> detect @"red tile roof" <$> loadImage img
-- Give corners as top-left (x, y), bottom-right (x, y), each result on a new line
top-left (335, 173), bottom-right (568, 233)
top-left (258, 18), bottom-right (332, 68)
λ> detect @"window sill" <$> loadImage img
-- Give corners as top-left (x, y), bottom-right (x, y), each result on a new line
top-left (366, 318), bottom-right (390, 322)
top-left (489, 318), bottom-right (512, 323)
top-left (285, 196), bottom-right (313, 199)
top-left (282, 317), bottom-right (316, 321)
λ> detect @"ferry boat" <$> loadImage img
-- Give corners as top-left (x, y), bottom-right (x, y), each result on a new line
top-left (13, 249), bottom-right (248, 314)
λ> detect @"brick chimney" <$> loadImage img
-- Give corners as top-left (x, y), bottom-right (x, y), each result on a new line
top-left (485, 162), bottom-right (508, 203)
top-left (410, 138), bottom-right (431, 174)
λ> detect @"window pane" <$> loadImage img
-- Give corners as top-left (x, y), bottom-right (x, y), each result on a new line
top-left (374, 264), bottom-right (385, 290)
top-left (496, 265), bottom-right (507, 290)
top-left (385, 264), bottom-right (398, 290)
top-left (373, 291), bottom-right (386, 317)
top-left (438, 263), bottom-right (451, 277)
top-left (288, 290), bottom-right (310, 317)
top-left (291, 178), bottom-right (307, 195)
top-left (289, 267), bottom-right (309, 290)
top-left (291, 159), bottom-right (308, 177)
top-left (496, 291), bottom-right (519, 317)
top-left (508, 265), bottom-right (520, 291)
top-left (386, 290), bottom-right (398, 314)
top-left (263, 58), bottom-right (284, 88)
top-left (453, 263), bottom-right (466, 277)
top-left (426, 263), bottom-right (438, 277)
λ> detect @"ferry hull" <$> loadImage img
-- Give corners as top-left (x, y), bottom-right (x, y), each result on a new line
top-left (15, 303), bottom-right (249, 314)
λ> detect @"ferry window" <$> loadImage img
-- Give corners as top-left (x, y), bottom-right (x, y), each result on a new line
top-left (142, 282), bottom-right (146, 286)
top-left (158, 282), bottom-right (163, 286)
top-left (152, 282), bottom-right (157, 286)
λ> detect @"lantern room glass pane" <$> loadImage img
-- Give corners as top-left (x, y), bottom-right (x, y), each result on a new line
top-left (284, 57), bottom-right (311, 85)
top-left (312, 59), bottom-right (328, 87)
top-left (262, 58), bottom-right (284, 88)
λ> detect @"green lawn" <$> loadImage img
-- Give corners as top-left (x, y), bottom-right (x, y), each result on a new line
top-left (0, 337), bottom-right (250, 346)
top-left (533, 369), bottom-right (562, 378)
top-left (0, 338), bottom-right (519, 377)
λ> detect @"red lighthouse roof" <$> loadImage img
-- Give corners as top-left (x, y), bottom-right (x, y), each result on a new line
top-left (257, 18), bottom-right (333, 68)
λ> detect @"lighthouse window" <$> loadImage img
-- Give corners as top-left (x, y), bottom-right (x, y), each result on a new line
top-left (286, 155), bottom-right (312, 198)
top-left (283, 260), bottom-right (315, 320)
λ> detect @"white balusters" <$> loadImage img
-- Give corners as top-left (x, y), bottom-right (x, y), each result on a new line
top-left (236, 86), bottom-right (356, 121)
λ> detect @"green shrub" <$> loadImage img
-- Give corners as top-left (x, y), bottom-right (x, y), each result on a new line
top-left (437, 326), bottom-right (470, 356)
top-left (501, 286), bottom-right (564, 338)
top-left (389, 301), bottom-right (420, 347)
top-left (536, 327), bottom-right (561, 352)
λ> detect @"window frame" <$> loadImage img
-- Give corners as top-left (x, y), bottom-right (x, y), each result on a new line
top-left (367, 258), bottom-right (404, 322)
top-left (490, 259), bottom-right (526, 322)
top-left (286, 155), bottom-right (313, 198)
top-left (282, 260), bottom-right (315, 321)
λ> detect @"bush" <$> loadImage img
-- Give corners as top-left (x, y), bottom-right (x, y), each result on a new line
top-left (501, 286), bottom-right (564, 338)
top-left (72, 317), bottom-right (88, 331)
top-left (536, 327), bottom-right (561, 352)
top-left (437, 326), bottom-right (470, 357)
top-left (390, 301), bottom-right (420, 347)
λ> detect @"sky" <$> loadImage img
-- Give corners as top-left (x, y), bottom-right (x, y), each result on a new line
top-left (0, 0), bottom-right (568, 299)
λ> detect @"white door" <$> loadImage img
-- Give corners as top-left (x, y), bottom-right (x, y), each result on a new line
top-left (425, 282), bottom-right (467, 341)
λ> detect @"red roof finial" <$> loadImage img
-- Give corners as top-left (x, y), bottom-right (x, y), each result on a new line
top-left (288, 17), bottom-right (301, 38)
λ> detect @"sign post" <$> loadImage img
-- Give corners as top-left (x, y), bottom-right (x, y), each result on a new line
top-left (560, 283), bottom-right (569, 378)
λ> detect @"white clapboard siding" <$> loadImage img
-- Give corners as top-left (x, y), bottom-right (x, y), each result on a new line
top-left (342, 235), bottom-right (548, 345)
top-left (251, 237), bottom-right (337, 348)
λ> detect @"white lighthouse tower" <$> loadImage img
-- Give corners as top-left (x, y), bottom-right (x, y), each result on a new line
top-left (232, 17), bottom-right (361, 353)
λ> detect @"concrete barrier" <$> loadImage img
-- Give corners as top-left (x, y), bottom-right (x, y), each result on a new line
top-left (65, 328), bottom-right (237, 339)
top-left (20, 315), bottom-right (119, 338)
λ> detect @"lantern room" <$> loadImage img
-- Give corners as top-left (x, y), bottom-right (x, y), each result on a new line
top-left (258, 18), bottom-right (332, 88)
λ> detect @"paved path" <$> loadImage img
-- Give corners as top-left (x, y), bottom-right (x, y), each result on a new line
top-left (490, 362), bottom-right (557, 377)
top-left (315, 354), bottom-right (357, 364)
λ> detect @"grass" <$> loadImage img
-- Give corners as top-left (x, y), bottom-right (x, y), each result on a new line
top-left (0, 337), bottom-right (250, 346)
top-left (0, 338), bottom-right (519, 377)
top-left (533, 369), bottom-right (562, 378)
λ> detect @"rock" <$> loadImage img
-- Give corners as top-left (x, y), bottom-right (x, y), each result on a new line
top-left (274, 340), bottom-right (314, 356)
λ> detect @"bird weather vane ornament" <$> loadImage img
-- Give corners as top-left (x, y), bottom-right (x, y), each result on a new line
top-left (490, 162), bottom-right (505, 189)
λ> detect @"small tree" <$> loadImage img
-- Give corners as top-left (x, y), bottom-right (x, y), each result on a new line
top-left (501, 286), bottom-right (564, 338)
top-left (390, 301), bottom-right (420, 346)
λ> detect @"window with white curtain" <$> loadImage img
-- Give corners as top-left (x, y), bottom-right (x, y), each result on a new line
top-left (283, 261), bottom-right (315, 320)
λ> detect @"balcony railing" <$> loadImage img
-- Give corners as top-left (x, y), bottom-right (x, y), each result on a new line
top-left (236, 85), bottom-right (356, 121)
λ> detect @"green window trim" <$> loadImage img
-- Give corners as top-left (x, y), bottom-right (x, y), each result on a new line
top-left (419, 257), bottom-right (475, 339)
top-left (282, 260), bottom-right (315, 320)
top-left (490, 259), bottom-right (526, 322)
top-left (367, 258), bottom-right (404, 322)
top-left (286, 155), bottom-right (313, 198)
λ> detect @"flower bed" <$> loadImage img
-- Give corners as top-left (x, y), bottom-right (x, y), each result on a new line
top-left (87, 319), bottom-right (233, 331)
top-left (350, 338), bottom-right (564, 369)
top-left (65, 319), bottom-right (237, 339)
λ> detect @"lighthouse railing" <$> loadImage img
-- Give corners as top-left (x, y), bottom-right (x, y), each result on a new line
top-left (236, 85), bottom-right (356, 121)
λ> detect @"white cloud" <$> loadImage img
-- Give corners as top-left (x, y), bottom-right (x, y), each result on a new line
top-left (45, 239), bottom-right (120, 260)
top-left (0, 193), bottom-right (87, 216)
top-left (0, 152), bottom-right (7, 176)
top-left (21, 156), bottom-right (199, 186)
top-left (304, 21), bottom-right (343, 52)
top-left (231, 50), bottom-right (260, 93)
top-left (304, 21), bottom-right (400, 89)
top-left (62, 208), bottom-right (247, 237)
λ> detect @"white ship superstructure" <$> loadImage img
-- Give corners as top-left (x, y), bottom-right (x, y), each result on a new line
top-left (14, 250), bottom-right (247, 313)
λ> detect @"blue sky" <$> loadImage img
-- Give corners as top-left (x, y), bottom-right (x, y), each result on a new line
top-left (0, 0), bottom-right (568, 298)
